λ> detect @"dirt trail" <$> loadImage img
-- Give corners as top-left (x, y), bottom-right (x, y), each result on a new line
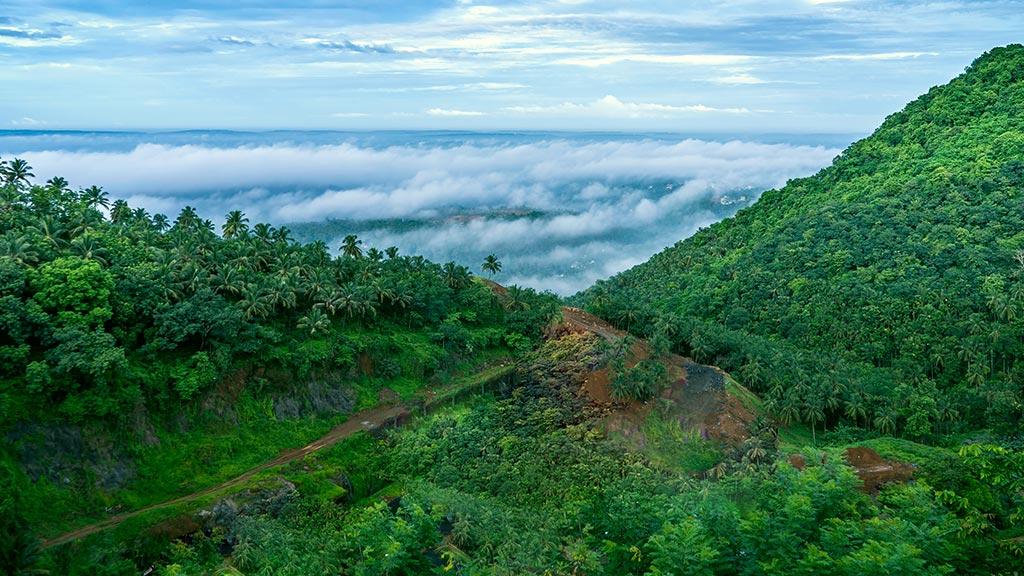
top-left (41, 404), bottom-right (410, 549)
top-left (560, 307), bottom-right (627, 341)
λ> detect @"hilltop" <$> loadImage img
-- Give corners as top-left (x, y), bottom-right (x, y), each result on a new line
top-left (576, 44), bottom-right (1024, 438)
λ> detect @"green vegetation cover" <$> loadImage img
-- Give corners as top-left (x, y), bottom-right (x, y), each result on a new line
top-left (2, 45), bottom-right (1024, 576)
top-left (578, 44), bottom-right (1024, 438)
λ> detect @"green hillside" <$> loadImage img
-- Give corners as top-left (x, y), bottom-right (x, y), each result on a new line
top-left (4, 45), bottom-right (1024, 576)
top-left (577, 44), bottom-right (1024, 437)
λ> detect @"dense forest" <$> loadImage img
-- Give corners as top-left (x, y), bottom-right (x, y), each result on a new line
top-left (3, 46), bottom-right (1024, 575)
top-left (577, 44), bottom-right (1024, 440)
top-left (0, 156), bottom-right (560, 573)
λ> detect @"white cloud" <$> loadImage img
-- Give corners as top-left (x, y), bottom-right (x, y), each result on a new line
top-left (811, 51), bottom-right (939, 61)
top-left (12, 136), bottom-right (840, 294)
top-left (10, 117), bottom-right (45, 126)
top-left (505, 95), bottom-right (751, 117)
top-left (555, 53), bottom-right (754, 67)
top-left (426, 108), bottom-right (486, 116)
top-left (711, 73), bottom-right (767, 85)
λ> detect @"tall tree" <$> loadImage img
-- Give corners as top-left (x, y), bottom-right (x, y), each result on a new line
top-left (481, 254), bottom-right (502, 277)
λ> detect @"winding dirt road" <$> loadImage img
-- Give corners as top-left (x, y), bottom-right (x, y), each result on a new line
top-left (41, 404), bottom-right (410, 549)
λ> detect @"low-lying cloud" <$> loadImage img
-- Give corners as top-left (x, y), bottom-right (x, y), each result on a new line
top-left (12, 135), bottom-right (841, 294)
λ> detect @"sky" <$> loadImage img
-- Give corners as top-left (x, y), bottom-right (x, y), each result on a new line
top-left (1, 0), bottom-right (1021, 131)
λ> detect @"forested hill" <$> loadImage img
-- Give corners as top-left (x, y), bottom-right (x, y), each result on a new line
top-left (0, 175), bottom-right (558, 424)
top-left (575, 44), bottom-right (1024, 436)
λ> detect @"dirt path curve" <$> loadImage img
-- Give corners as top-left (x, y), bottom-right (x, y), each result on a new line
top-left (560, 307), bottom-right (627, 340)
top-left (42, 404), bottom-right (410, 549)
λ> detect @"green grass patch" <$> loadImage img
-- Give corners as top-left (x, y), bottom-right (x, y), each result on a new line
top-left (637, 411), bottom-right (722, 474)
top-left (26, 348), bottom-right (511, 539)
top-left (724, 374), bottom-right (763, 414)
top-left (778, 423), bottom-right (814, 447)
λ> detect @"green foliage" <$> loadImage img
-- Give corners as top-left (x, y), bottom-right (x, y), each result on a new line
top-left (612, 358), bottom-right (669, 401)
top-left (171, 351), bottom-right (218, 400)
top-left (115, 367), bottom-right (1022, 575)
top-left (577, 44), bottom-right (1024, 437)
top-left (32, 256), bottom-right (113, 327)
top-left (0, 168), bottom-right (558, 422)
top-left (645, 518), bottom-right (719, 576)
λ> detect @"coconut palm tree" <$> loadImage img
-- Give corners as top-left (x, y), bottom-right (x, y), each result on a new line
top-left (239, 285), bottom-right (272, 320)
top-left (481, 254), bottom-right (502, 277)
top-left (616, 306), bottom-right (642, 333)
top-left (70, 236), bottom-right (109, 265)
top-left (503, 285), bottom-right (530, 312)
top-left (777, 394), bottom-right (801, 427)
top-left (385, 246), bottom-right (400, 259)
top-left (341, 234), bottom-right (363, 259)
top-left (297, 308), bottom-right (331, 336)
top-left (252, 222), bottom-right (274, 243)
top-left (441, 261), bottom-right (471, 290)
top-left (81, 185), bottom-right (110, 210)
top-left (803, 398), bottom-right (825, 444)
top-left (222, 210), bottom-right (249, 239)
top-left (174, 206), bottom-right (201, 232)
top-left (873, 409), bottom-right (897, 435)
top-left (131, 207), bottom-right (151, 226)
top-left (743, 437), bottom-right (767, 463)
top-left (843, 393), bottom-right (867, 427)
top-left (110, 200), bottom-right (132, 225)
top-left (152, 214), bottom-right (170, 232)
top-left (211, 266), bottom-right (246, 296)
top-left (28, 216), bottom-right (67, 250)
top-left (689, 331), bottom-right (714, 362)
top-left (2, 158), bottom-right (34, 189)
top-left (46, 176), bottom-right (69, 193)
top-left (0, 233), bottom-right (38, 265)
top-left (304, 268), bottom-right (335, 301)
top-left (273, 226), bottom-right (292, 244)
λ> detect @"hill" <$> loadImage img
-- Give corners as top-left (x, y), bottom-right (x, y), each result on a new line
top-left (576, 44), bottom-right (1024, 438)
top-left (4, 45), bottom-right (1024, 576)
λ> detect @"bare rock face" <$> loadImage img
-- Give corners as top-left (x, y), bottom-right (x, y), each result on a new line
top-left (272, 379), bottom-right (354, 421)
top-left (5, 422), bottom-right (136, 490)
top-left (198, 476), bottom-right (299, 542)
top-left (844, 446), bottom-right (914, 492)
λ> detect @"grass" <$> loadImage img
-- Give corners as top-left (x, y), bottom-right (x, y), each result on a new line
top-left (637, 411), bottom-right (722, 474)
top-left (21, 344), bottom-right (513, 538)
top-left (18, 399), bottom-right (344, 537)
top-left (724, 374), bottom-right (763, 413)
top-left (778, 423), bottom-right (814, 448)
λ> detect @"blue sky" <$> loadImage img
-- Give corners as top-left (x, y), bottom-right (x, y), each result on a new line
top-left (1, 0), bottom-right (1021, 131)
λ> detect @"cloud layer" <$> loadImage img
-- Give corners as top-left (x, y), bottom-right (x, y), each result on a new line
top-left (9, 133), bottom-right (841, 293)
top-left (2, 1), bottom-right (1021, 130)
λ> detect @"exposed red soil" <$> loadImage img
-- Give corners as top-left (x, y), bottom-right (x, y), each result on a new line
top-left (843, 446), bottom-right (914, 492)
top-left (704, 393), bottom-right (756, 445)
top-left (357, 352), bottom-right (375, 376)
top-left (147, 514), bottom-right (201, 542)
top-left (788, 454), bottom-right (807, 470)
top-left (480, 278), bottom-right (508, 297)
top-left (583, 367), bottom-right (614, 404)
top-left (555, 306), bottom-right (755, 446)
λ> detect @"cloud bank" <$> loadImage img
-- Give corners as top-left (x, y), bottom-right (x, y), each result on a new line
top-left (12, 135), bottom-right (840, 293)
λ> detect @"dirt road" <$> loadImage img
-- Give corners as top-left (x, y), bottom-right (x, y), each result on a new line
top-left (41, 404), bottom-right (410, 549)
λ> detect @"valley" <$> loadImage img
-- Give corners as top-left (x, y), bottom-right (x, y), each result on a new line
top-left (2, 44), bottom-right (1023, 576)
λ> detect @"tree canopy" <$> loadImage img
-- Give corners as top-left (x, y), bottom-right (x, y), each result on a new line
top-left (576, 44), bottom-right (1024, 439)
